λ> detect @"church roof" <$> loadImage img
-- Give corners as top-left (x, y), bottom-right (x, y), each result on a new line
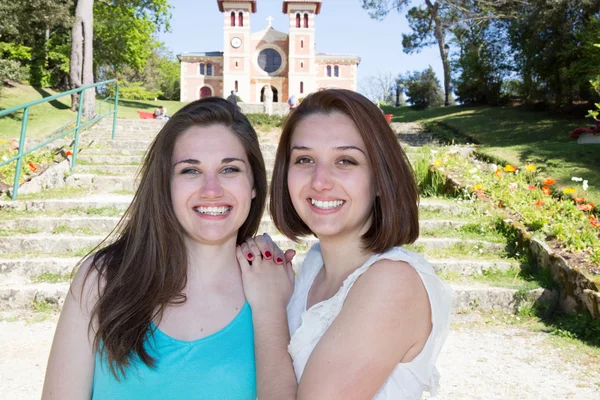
top-left (282, 0), bottom-right (322, 14)
top-left (177, 51), bottom-right (224, 61)
top-left (217, 0), bottom-right (257, 13)
top-left (316, 52), bottom-right (361, 62)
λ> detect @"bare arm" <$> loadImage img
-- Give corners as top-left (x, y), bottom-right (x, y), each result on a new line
top-left (239, 241), bottom-right (431, 400)
top-left (237, 236), bottom-right (297, 399)
top-left (297, 260), bottom-right (431, 399)
top-left (42, 258), bottom-right (100, 399)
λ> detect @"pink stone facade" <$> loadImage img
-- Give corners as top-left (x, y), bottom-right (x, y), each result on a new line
top-left (177, 1), bottom-right (360, 103)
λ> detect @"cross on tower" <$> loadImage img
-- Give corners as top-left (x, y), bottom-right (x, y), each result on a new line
top-left (266, 16), bottom-right (274, 27)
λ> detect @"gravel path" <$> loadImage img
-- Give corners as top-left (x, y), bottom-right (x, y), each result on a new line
top-left (1, 314), bottom-right (599, 399)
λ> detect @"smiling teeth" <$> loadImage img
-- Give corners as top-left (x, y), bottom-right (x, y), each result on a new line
top-left (311, 199), bottom-right (344, 209)
top-left (196, 206), bottom-right (231, 215)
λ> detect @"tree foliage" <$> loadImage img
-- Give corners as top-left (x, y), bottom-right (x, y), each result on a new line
top-left (399, 66), bottom-right (445, 108)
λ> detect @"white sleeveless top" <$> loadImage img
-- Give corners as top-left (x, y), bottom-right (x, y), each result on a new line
top-left (287, 244), bottom-right (453, 399)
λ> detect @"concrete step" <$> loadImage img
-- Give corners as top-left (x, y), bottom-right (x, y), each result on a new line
top-left (2, 196), bottom-right (464, 216)
top-left (0, 256), bottom-right (517, 282)
top-left (78, 148), bottom-right (147, 156)
top-left (0, 194), bottom-right (134, 212)
top-left (0, 279), bottom-right (555, 314)
top-left (76, 165), bottom-right (142, 175)
top-left (0, 216), bottom-right (123, 233)
top-left (0, 235), bottom-right (502, 260)
top-left (65, 174), bottom-right (138, 192)
top-left (77, 154), bottom-right (144, 165)
top-left (0, 216), bottom-right (467, 237)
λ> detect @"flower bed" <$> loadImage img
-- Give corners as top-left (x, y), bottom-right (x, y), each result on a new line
top-left (427, 146), bottom-right (600, 318)
top-left (0, 139), bottom-right (67, 195)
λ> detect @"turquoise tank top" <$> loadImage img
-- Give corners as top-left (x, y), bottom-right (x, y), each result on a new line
top-left (92, 302), bottom-right (256, 399)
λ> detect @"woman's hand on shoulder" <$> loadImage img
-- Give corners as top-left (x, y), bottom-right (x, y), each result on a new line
top-left (297, 259), bottom-right (432, 400)
top-left (236, 233), bottom-right (296, 314)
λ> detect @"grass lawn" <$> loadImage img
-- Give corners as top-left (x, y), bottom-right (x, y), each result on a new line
top-left (0, 83), bottom-right (188, 140)
top-left (383, 104), bottom-right (600, 205)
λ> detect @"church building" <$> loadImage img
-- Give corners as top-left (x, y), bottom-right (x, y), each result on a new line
top-left (177, 0), bottom-right (360, 103)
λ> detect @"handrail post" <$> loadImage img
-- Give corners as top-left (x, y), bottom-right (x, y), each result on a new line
top-left (11, 107), bottom-right (30, 199)
top-left (112, 82), bottom-right (119, 140)
top-left (71, 90), bottom-right (86, 170)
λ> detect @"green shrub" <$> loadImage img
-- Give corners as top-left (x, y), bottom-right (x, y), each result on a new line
top-left (0, 59), bottom-right (29, 83)
top-left (246, 113), bottom-right (285, 130)
top-left (399, 66), bottom-right (444, 108)
top-left (108, 82), bottom-right (162, 100)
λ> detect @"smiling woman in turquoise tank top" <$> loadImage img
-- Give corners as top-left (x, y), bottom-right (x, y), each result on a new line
top-left (41, 98), bottom-right (293, 399)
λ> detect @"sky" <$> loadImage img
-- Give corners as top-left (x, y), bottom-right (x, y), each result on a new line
top-left (157, 0), bottom-right (445, 96)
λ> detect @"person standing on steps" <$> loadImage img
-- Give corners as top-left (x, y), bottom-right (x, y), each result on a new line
top-left (237, 89), bottom-right (453, 399)
top-left (42, 97), bottom-right (292, 399)
top-left (227, 90), bottom-right (238, 105)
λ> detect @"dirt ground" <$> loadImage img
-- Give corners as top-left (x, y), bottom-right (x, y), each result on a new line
top-left (1, 313), bottom-right (599, 399)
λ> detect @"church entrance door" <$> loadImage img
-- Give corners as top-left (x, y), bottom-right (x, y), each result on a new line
top-left (260, 85), bottom-right (278, 102)
top-left (200, 86), bottom-right (212, 99)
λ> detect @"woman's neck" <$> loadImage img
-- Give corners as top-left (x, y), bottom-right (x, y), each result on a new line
top-left (318, 234), bottom-right (373, 284)
top-left (184, 237), bottom-right (240, 283)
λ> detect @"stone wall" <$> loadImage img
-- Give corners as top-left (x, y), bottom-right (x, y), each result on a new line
top-left (239, 103), bottom-right (289, 116)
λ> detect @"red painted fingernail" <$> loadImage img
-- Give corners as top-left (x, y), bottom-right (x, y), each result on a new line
top-left (264, 251), bottom-right (272, 259)
top-left (247, 253), bottom-right (254, 260)
top-left (276, 257), bottom-right (283, 263)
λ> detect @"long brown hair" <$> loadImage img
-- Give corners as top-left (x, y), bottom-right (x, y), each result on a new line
top-left (270, 89), bottom-right (419, 253)
top-left (83, 97), bottom-right (267, 378)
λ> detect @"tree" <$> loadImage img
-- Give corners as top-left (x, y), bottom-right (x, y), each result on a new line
top-left (507, 0), bottom-right (600, 107)
top-left (94, 0), bottom-right (171, 75)
top-left (359, 71), bottom-right (397, 104)
top-left (362, 0), bottom-right (454, 106)
top-left (399, 66), bottom-right (445, 108)
top-left (70, 0), bottom-right (95, 115)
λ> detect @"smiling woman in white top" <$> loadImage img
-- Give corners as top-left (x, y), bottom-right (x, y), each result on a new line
top-left (237, 89), bottom-right (453, 399)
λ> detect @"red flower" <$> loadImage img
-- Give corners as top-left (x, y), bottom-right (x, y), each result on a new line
top-left (573, 196), bottom-right (585, 203)
top-left (542, 186), bottom-right (551, 195)
top-left (591, 219), bottom-right (600, 228)
top-left (65, 150), bottom-right (73, 156)
top-left (533, 200), bottom-right (544, 206)
top-left (28, 162), bottom-right (37, 172)
top-left (577, 204), bottom-right (595, 212)
top-left (543, 178), bottom-right (556, 185)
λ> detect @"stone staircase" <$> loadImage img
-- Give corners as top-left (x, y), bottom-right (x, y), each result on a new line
top-left (0, 119), bottom-right (554, 315)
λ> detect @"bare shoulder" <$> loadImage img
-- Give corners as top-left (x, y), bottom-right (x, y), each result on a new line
top-left (343, 259), bottom-right (431, 336)
top-left (351, 259), bottom-right (429, 305)
top-left (69, 253), bottom-right (105, 313)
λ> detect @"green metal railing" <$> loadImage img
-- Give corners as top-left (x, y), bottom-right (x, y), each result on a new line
top-left (0, 80), bottom-right (119, 199)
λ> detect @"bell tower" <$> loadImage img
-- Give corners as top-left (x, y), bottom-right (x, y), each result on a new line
top-left (283, 0), bottom-right (321, 98)
top-left (218, 0), bottom-right (256, 102)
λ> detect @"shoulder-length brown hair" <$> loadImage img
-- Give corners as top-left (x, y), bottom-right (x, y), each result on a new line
top-left (270, 89), bottom-right (418, 254)
top-left (83, 97), bottom-right (266, 378)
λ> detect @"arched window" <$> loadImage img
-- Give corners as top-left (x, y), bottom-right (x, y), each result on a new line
top-left (235, 61), bottom-right (238, 67)
top-left (301, 39), bottom-right (304, 49)
top-left (304, 14), bottom-right (309, 28)
top-left (207, 63), bottom-right (213, 76)
top-left (300, 81), bottom-right (304, 94)
top-left (239, 12), bottom-right (243, 27)
top-left (296, 13), bottom-right (301, 28)
top-left (231, 12), bottom-right (236, 27)
top-left (258, 48), bottom-right (282, 73)
top-left (326, 65), bottom-right (332, 77)
top-left (235, 80), bottom-right (239, 92)
top-left (334, 65), bottom-right (339, 77)
top-left (200, 63), bottom-right (205, 75)
top-left (301, 61), bottom-right (304, 69)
